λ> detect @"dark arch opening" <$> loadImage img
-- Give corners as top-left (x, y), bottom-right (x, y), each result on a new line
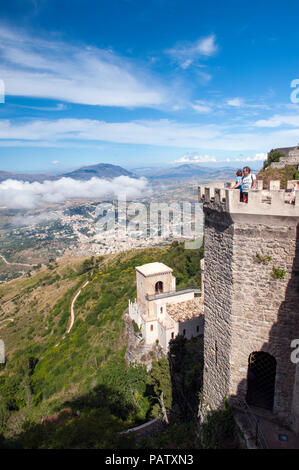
top-left (155, 281), bottom-right (163, 294)
top-left (246, 351), bottom-right (277, 411)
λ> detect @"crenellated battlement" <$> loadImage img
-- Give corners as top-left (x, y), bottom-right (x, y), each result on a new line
top-left (198, 180), bottom-right (299, 217)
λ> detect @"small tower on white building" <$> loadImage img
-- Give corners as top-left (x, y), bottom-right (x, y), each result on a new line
top-left (129, 262), bottom-right (204, 351)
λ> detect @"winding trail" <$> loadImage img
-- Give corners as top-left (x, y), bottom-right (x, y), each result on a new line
top-left (0, 253), bottom-right (34, 268)
top-left (55, 280), bottom-right (89, 347)
top-left (66, 280), bottom-right (90, 335)
top-left (0, 318), bottom-right (14, 329)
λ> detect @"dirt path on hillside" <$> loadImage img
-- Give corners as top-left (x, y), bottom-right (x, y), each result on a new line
top-left (0, 318), bottom-right (14, 329)
top-left (66, 280), bottom-right (90, 335)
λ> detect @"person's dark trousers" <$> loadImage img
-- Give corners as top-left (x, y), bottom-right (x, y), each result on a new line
top-left (242, 192), bottom-right (248, 203)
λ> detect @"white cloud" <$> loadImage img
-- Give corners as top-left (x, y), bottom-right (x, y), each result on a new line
top-left (191, 101), bottom-right (212, 113)
top-left (12, 211), bottom-right (59, 226)
top-left (227, 97), bottom-right (244, 107)
top-left (0, 176), bottom-right (151, 209)
top-left (245, 152), bottom-right (267, 161)
top-left (0, 118), bottom-right (222, 148)
top-left (194, 35), bottom-right (218, 56)
top-left (51, 160), bottom-right (60, 165)
top-left (226, 97), bottom-right (269, 110)
top-left (0, 117), bottom-right (298, 153)
top-left (175, 154), bottom-right (217, 163)
top-left (254, 114), bottom-right (299, 128)
top-left (167, 34), bottom-right (218, 69)
top-left (0, 25), bottom-right (167, 108)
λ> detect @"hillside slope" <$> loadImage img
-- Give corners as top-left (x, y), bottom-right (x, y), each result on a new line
top-left (257, 164), bottom-right (298, 189)
top-left (0, 242), bottom-right (203, 448)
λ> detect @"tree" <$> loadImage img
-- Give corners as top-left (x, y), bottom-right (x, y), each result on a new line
top-left (263, 150), bottom-right (284, 169)
top-left (148, 357), bottom-right (172, 423)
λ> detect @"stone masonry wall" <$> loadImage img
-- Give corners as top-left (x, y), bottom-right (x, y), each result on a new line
top-left (203, 205), bottom-right (299, 431)
top-left (229, 218), bottom-right (299, 428)
top-left (271, 148), bottom-right (299, 169)
top-left (203, 209), bottom-right (234, 408)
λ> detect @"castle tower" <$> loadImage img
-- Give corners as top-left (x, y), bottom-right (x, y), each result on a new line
top-left (199, 183), bottom-right (299, 433)
top-left (135, 262), bottom-right (176, 318)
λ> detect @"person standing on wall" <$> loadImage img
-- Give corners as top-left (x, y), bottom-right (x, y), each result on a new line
top-left (241, 166), bottom-right (256, 203)
top-left (230, 169), bottom-right (243, 201)
top-left (231, 166), bottom-right (256, 203)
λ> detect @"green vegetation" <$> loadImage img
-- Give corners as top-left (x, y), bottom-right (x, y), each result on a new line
top-left (254, 253), bottom-right (272, 265)
top-left (272, 266), bottom-right (286, 279)
top-left (136, 335), bottom-right (241, 449)
top-left (257, 164), bottom-right (298, 190)
top-left (0, 241), bottom-right (205, 448)
top-left (148, 357), bottom-right (172, 421)
top-left (263, 150), bottom-right (284, 169)
top-left (132, 319), bottom-right (142, 336)
top-left (201, 400), bottom-right (241, 449)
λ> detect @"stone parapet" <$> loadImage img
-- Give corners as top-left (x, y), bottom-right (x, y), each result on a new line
top-left (198, 181), bottom-right (299, 218)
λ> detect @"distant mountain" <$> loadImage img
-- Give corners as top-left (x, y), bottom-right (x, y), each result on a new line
top-left (0, 162), bottom-right (240, 184)
top-left (0, 171), bottom-right (57, 183)
top-left (133, 164), bottom-right (236, 181)
top-left (0, 163), bottom-right (135, 183)
top-left (62, 163), bottom-right (135, 180)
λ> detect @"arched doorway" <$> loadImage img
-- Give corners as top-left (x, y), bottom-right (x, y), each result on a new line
top-left (246, 351), bottom-right (276, 411)
top-left (155, 281), bottom-right (163, 294)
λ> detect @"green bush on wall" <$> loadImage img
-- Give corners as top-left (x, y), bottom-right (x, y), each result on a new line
top-left (272, 266), bottom-right (286, 279)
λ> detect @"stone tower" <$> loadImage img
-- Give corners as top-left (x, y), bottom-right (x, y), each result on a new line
top-left (135, 262), bottom-right (176, 317)
top-left (199, 183), bottom-right (299, 433)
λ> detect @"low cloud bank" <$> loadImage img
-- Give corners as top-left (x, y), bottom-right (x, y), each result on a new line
top-left (12, 212), bottom-right (59, 227)
top-left (0, 176), bottom-right (150, 209)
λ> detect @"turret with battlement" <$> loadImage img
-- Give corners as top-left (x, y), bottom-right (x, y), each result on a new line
top-left (199, 180), bottom-right (299, 434)
top-left (198, 180), bottom-right (299, 217)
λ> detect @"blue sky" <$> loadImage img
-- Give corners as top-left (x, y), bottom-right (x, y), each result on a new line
top-left (0, 0), bottom-right (299, 172)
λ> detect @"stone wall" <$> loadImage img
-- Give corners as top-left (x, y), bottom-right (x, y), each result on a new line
top-left (203, 209), bottom-right (234, 408)
top-left (229, 218), bottom-right (299, 429)
top-left (271, 148), bottom-right (299, 169)
top-left (202, 199), bottom-right (299, 432)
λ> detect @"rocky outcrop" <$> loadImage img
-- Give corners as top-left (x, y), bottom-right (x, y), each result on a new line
top-left (124, 312), bottom-right (165, 370)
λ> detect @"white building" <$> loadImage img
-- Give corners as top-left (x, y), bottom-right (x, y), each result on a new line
top-left (128, 262), bottom-right (204, 351)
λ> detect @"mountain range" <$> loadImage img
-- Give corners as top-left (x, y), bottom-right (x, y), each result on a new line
top-left (0, 163), bottom-right (135, 183)
top-left (0, 162), bottom-right (242, 183)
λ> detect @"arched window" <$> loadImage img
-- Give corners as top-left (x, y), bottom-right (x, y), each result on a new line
top-left (155, 281), bottom-right (163, 294)
top-left (246, 351), bottom-right (276, 411)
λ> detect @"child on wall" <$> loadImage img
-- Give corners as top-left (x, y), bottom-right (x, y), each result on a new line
top-left (289, 182), bottom-right (299, 204)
